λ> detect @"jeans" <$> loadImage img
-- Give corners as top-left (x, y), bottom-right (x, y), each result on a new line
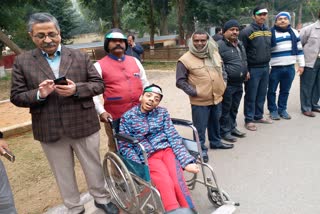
top-left (267, 65), bottom-right (295, 113)
top-left (220, 85), bottom-right (243, 137)
top-left (300, 58), bottom-right (320, 112)
top-left (244, 66), bottom-right (269, 123)
top-left (191, 103), bottom-right (222, 151)
top-left (0, 159), bottom-right (17, 214)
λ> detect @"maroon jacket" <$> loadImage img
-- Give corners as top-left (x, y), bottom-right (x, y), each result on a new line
top-left (10, 46), bottom-right (105, 142)
top-left (99, 55), bottom-right (143, 119)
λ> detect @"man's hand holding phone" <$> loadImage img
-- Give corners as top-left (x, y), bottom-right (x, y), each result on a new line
top-left (54, 77), bottom-right (77, 97)
top-left (0, 138), bottom-right (15, 162)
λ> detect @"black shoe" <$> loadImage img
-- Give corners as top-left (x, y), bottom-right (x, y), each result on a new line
top-left (231, 128), bottom-right (246, 138)
top-left (94, 201), bottom-right (119, 214)
top-left (210, 143), bottom-right (234, 149)
top-left (222, 133), bottom-right (237, 142)
top-left (202, 150), bottom-right (209, 163)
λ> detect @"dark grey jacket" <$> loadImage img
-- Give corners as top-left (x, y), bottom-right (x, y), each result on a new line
top-left (239, 22), bottom-right (271, 68)
top-left (217, 38), bottom-right (247, 86)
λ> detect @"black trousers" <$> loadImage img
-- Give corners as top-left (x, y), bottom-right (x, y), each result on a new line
top-left (220, 84), bottom-right (243, 137)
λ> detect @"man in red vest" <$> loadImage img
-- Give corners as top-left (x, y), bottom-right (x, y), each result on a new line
top-left (93, 28), bottom-right (149, 151)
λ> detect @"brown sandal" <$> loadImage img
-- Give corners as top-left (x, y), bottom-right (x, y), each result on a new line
top-left (245, 122), bottom-right (257, 131)
top-left (254, 117), bottom-right (273, 124)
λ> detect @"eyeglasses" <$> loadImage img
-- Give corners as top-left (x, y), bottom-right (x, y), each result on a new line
top-left (33, 32), bottom-right (59, 40)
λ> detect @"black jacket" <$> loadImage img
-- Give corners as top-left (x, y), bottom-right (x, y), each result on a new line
top-left (217, 38), bottom-right (247, 85)
top-left (239, 22), bottom-right (271, 68)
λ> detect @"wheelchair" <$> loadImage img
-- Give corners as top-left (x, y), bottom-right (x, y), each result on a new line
top-left (102, 118), bottom-right (239, 213)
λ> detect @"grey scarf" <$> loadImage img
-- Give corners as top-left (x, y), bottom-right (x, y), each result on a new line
top-left (189, 32), bottom-right (221, 68)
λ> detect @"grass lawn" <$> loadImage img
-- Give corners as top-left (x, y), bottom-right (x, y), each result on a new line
top-left (142, 61), bottom-right (176, 70)
top-left (0, 75), bottom-right (11, 100)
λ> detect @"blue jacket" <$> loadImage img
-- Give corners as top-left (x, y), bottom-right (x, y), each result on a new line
top-left (119, 105), bottom-right (195, 168)
top-left (125, 44), bottom-right (144, 61)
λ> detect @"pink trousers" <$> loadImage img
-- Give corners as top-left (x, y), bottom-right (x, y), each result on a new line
top-left (148, 148), bottom-right (194, 211)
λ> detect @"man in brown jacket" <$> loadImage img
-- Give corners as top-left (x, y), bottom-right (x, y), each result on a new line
top-left (10, 13), bottom-right (119, 214)
top-left (176, 30), bottom-right (233, 163)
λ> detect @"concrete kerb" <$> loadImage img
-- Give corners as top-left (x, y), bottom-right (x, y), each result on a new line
top-left (0, 99), bottom-right (32, 138)
top-left (0, 99), bottom-right (10, 104)
top-left (44, 192), bottom-right (101, 214)
top-left (0, 121), bottom-right (32, 138)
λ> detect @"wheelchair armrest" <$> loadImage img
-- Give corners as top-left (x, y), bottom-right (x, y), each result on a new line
top-left (171, 118), bottom-right (193, 126)
top-left (115, 133), bottom-right (139, 144)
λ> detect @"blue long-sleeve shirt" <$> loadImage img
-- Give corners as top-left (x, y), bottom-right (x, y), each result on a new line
top-left (119, 105), bottom-right (195, 168)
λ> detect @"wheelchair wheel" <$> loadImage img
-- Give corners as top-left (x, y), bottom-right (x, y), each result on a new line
top-left (103, 152), bottom-right (139, 213)
top-left (207, 187), bottom-right (230, 208)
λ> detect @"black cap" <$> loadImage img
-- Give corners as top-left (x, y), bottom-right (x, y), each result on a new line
top-left (223, 19), bottom-right (240, 33)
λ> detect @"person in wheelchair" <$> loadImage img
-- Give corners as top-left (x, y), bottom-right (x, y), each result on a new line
top-left (118, 84), bottom-right (199, 213)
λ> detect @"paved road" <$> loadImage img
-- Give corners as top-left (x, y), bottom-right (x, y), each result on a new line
top-left (151, 70), bottom-right (320, 214)
top-left (47, 70), bottom-right (320, 214)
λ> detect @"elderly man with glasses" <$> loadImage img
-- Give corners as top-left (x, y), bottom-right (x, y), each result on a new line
top-left (10, 13), bottom-right (119, 214)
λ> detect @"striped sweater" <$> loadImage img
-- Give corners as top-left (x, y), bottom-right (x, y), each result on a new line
top-left (119, 105), bottom-right (195, 168)
top-left (270, 29), bottom-right (305, 67)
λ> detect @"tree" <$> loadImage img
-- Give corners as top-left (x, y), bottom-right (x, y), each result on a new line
top-left (112, 0), bottom-right (121, 28)
top-left (0, 31), bottom-right (22, 55)
top-left (148, 0), bottom-right (156, 48)
top-left (45, 0), bottom-right (79, 44)
top-left (0, 0), bottom-right (42, 51)
top-left (177, 0), bottom-right (185, 45)
top-left (79, 0), bottom-right (123, 30)
top-left (156, 0), bottom-right (170, 35)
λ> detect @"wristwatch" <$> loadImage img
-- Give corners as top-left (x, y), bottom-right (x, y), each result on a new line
top-left (0, 131), bottom-right (3, 139)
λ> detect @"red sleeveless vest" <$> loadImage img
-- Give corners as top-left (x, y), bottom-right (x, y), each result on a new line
top-left (98, 55), bottom-right (143, 119)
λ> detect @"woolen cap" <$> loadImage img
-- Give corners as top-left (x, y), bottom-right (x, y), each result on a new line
top-left (275, 11), bottom-right (291, 21)
top-left (223, 19), bottom-right (240, 33)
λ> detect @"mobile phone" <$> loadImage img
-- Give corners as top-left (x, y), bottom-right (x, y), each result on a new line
top-left (2, 148), bottom-right (15, 162)
top-left (54, 76), bottom-right (68, 85)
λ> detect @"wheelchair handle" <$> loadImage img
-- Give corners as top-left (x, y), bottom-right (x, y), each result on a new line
top-left (171, 118), bottom-right (193, 126)
top-left (115, 133), bottom-right (139, 144)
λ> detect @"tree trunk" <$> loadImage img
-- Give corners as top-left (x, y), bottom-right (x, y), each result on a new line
top-left (149, 0), bottom-right (155, 49)
top-left (112, 0), bottom-right (120, 28)
top-left (177, 0), bottom-right (185, 46)
top-left (297, 3), bottom-right (303, 30)
top-left (0, 31), bottom-right (22, 55)
top-left (159, 0), bottom-right (169, 35)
